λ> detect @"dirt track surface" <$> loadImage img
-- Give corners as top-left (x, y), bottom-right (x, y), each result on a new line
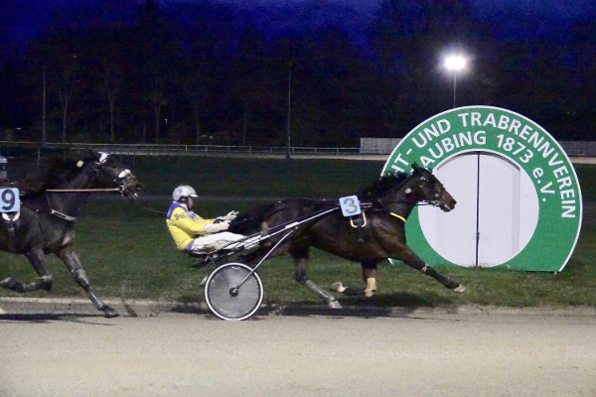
top-left (1, 310), bottom-right (595, 397)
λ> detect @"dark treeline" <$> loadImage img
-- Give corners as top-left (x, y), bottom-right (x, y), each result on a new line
top-left (0, 0), bottom-right (594, 146)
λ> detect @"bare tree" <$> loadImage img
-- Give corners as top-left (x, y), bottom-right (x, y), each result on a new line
top-left (89, 28), bottom-right (124, 143)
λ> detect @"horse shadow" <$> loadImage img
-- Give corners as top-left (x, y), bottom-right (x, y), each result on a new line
top-left (0, 313), bottom-right (115, 325)
top-left (259, 291), bottom-right (457, 319)
top-left (169, 290), bottom-right (459, 320)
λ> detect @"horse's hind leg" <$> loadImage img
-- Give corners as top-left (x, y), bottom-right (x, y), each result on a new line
top-left (0, 249), bottom-right (53, 292)
top-left (291, 247), bottom-right (342, 309)
top-left (55, 246), bottom-right (118, 318)
top-left (331, 261), bottom-right (378, 297)
top-left (395, 247), bottom-right (465, 292)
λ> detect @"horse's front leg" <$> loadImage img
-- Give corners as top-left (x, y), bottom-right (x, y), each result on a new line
top-left (55, 246), bottom-right (119, 318)
top-left (0, 249), bottom-right (53, 292)
top-left (362, 265), bottom-right (377, 297)
top-left (291, 246), bottom-right (341, 309)
top-left (395, 246), bottom-right (465, 292)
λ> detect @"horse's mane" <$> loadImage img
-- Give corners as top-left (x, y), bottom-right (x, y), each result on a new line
top-left (18, 154), bottom-right (93, 193)
top-left (358, 172), bottom-right (410, 198)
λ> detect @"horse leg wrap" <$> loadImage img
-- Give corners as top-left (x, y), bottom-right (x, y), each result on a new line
top-left (364, 278), bottom-right (377, 297)
top-left (0, 275), bottom-right (52, 292)
top-left (420, 264), bottom-right (442, 279)
top-left (418, 263), bottom-right (462, 290)
top-left (30, 275), bottom-right (52, 292)
top-left (73, 269), bottom-right (90, 288)
top-left (342, 287), bottom-right (365, 296)
top-left (85, 289), bottom-right (107, 311)
top-left (0, 277), bottom-right (24, 293)
top-left (304, 280), bottom-right (341, 308)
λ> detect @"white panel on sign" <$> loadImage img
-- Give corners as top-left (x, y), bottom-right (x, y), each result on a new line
top-left (518, 169), bottom-right (539, 250)
top-left (419, 153), bottom-right (479, 266)
top-left (478, 153), bottom-right (538, 267)
top-left (477, 154), bottom-right (519, 265)
top-left (478, 154), bottom-right (538, 266)
top-left (419, 152), bottom-right (539, 267)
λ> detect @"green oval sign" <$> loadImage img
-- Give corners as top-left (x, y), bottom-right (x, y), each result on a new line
top-left (382, 106), bottom-right (582, 272)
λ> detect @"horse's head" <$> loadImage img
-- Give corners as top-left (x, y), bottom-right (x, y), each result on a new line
top-left (407, 163), bottom-right (456, 212)
top-left (88, 151), bottom-right (143, 200)
top-left (361, 165), bottom-right (454, 213)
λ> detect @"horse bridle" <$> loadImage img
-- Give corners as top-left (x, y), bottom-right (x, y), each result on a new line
top-left (113, 168), bottom-right (135, 195)
top-left (417, 175), bottom-right (447, 207)
top-left (371, 174), bottom-right (447, 216)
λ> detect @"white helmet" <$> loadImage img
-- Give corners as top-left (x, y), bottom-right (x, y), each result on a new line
top-left (173, 185), bottom-right (198, 201)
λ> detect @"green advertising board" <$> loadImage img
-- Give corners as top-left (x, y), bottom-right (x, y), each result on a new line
top-left (382, 106), bottom-right (582, 272)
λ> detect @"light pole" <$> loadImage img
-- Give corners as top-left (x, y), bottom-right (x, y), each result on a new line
top-left (286, 60), bottom-right (292, 159)
top-left (42, 63), bottom-right (47, 148)
top-left (444, 55), bottom-right (466, 108)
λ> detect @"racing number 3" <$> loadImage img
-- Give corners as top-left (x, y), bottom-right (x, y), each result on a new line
top-left (0, 188), bottom-right (19, 212)
top-left (339, 195), bottom-right (361, 217)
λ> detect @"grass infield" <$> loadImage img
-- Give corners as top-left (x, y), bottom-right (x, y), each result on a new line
top-left (1, 157), bottom-right (595, 309)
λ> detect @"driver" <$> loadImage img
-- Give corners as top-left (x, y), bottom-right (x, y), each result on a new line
top-left (166, 185), bottom-right (247, 254)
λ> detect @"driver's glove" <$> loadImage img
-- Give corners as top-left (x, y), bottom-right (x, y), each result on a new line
top-left (216, 210), bottom-right (239, 222)
top-left (204, 220), bottom-right (230, 233)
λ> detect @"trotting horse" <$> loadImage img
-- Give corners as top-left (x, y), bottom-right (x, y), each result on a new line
top-left (0, 150), bottom-right (142, 317)
top-left (229, 163), bottom-right (465, 308)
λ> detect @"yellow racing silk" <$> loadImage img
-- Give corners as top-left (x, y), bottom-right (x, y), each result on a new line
top-left (166, 202), bottom-right (215, 250)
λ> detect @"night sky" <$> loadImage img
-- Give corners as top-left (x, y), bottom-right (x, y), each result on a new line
top-left (4, 0), bottom-right (594, 52)
top-left (0, 0), bottom-right (595, 145)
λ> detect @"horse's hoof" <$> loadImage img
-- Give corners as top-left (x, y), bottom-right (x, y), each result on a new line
top-left (0, 277), bottom-right (25, 292)
top-left (0, 277), bottom-right (16, 289)
top-left (328, 300), bottom-right (342, 309)
top-left (102, 306), bottom-right (119, 318)
top-left (453, 284), bottom-right (466, 293)
top-left (199, 276), bottom-right (208, 287)
top-left (330, 282), bottom-right (346, 293)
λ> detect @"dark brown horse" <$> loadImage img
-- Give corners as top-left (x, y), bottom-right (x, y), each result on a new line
top-left (229, 163), bottom-right (465, 308)
top-left (0, 151), bottom-right (142, 317)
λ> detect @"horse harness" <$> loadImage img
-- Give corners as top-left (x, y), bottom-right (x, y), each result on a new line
top-left (346, 200), bottom-right (408, 245)
top-left (350, 199), bottom-right (407, 224)
top-left (249, 198), bottom-right (409, 246)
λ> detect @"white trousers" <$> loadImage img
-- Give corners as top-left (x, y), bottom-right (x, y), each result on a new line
top-left (186, 232), bottom-right (247, 254)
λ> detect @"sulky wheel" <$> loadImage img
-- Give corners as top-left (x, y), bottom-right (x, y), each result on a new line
top-left (204, 262), bottom-right (263, 321)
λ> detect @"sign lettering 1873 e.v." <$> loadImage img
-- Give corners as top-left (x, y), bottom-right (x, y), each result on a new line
top-left (382, 106), bottom-right (582, 272)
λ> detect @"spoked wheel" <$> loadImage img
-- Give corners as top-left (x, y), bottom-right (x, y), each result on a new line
top-left (204, 262), bottom-right (264, 321)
